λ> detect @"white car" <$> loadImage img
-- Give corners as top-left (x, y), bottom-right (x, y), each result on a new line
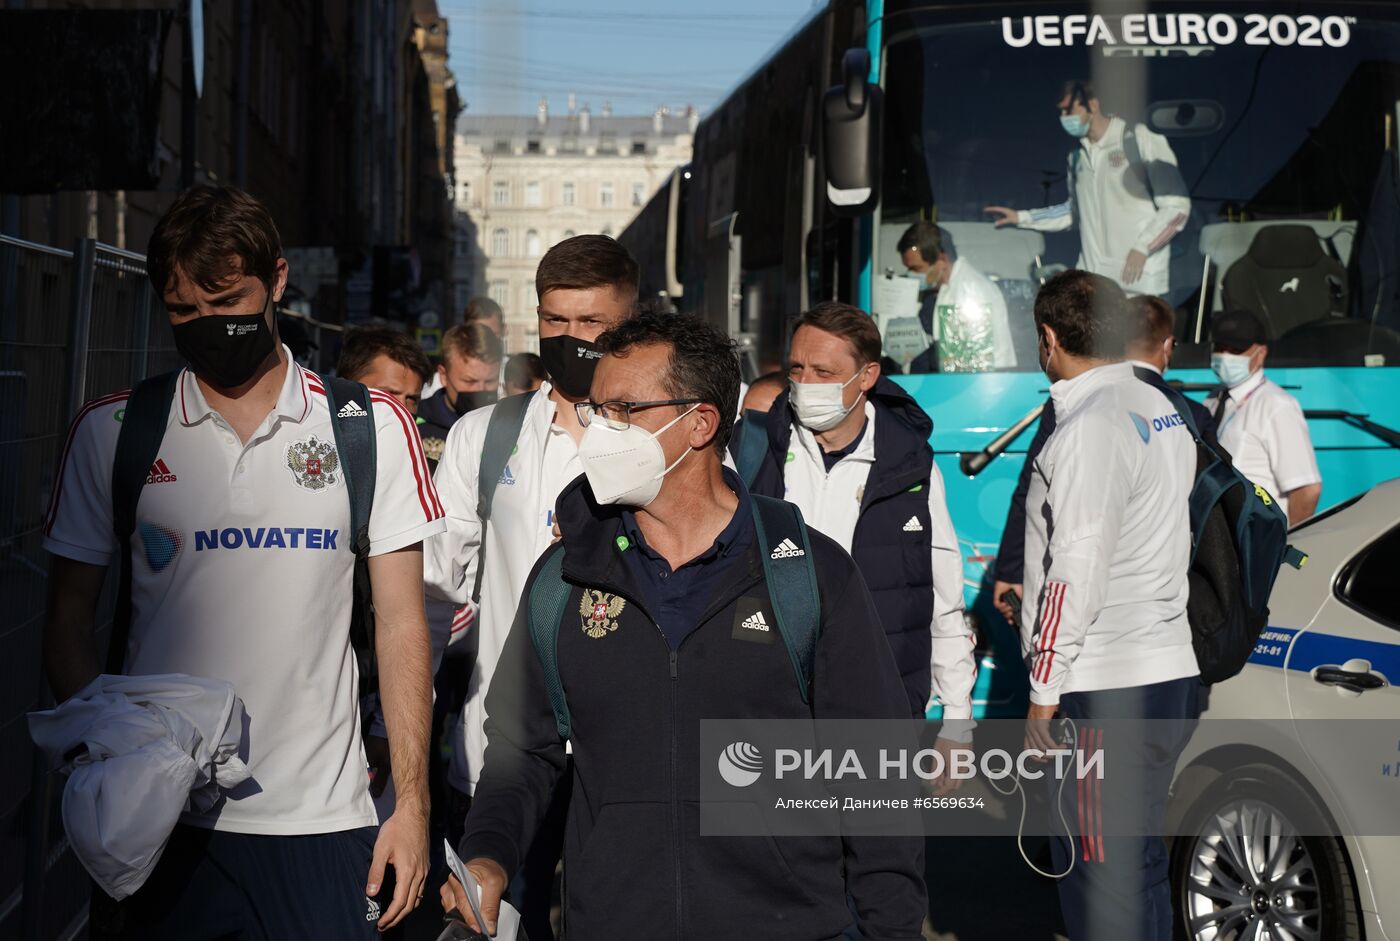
top-left (1168, 479), bottom-right (1400, 941)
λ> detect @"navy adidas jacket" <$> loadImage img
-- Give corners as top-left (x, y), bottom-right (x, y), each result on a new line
top-left (746, 379), bottom-right (940, 716)
top-left (460, 474), bottom-right (927, 941)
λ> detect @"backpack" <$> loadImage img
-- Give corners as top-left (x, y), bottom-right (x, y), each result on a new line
top-left (524, 494), bottom-right (822, 740)
top-left (732, 407), bottom-right (772, 488)
top-left (472, 390), bottom-right (536, 602)
top-left (1069, 125), bottom-right (1156, 207)
top-left (109, 370), bottom-right (379, 691)
top-left (1156, 384), bottom-right (1307, 684)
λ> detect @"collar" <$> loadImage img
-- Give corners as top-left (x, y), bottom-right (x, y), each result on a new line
top-left (1080, 115), bottom-right (1124, 155)
top-left (621, 466), bottom-right (752, 569)
top-left (1049, 361), bottom-right (1134, 414)
top-left (1128, 359), bottom-right (1163, 375)
top-left (791, 401), bottom-right (877, 466)
top-left (177, 345), bottom-right (311, 426)
top-left (1224, 369), bottom-right (1267, 400)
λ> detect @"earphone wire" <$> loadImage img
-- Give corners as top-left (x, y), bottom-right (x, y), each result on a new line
top-left (986, 717), bottom-right (1078, 880)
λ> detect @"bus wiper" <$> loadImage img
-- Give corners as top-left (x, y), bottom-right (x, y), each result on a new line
top-left (1304, 410), bottom-right (1400, 449)
top-left (959, 402), bottom-right (1046, 477)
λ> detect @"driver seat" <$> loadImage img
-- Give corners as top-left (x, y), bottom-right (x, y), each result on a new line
top-left (1222, 225), bottom-right (1347, 339)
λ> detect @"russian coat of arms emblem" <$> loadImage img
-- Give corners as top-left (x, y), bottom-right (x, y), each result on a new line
top-left (579, 589), bottom-right (625, 639)
top-left (286, 435), bottom-right (341, 492)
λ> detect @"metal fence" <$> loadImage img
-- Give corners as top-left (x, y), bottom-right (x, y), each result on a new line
top-left (0, 234), bottom-right (182, 940)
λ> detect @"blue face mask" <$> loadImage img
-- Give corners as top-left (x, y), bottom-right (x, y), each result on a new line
top-left (1211, 352), bottom-right (1254, 388)
top-left (1060, 113), bottom-right (1091, 138)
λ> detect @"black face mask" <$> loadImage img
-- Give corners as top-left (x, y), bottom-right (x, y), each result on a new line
top-left (172, 296), bottom-right (277, 389)
top-left (450, 388), bottom-right (498, 416)
top-left (539, 334), bottom-right (603, 399)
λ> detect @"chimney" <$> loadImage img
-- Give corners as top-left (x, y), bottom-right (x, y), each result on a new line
top-left (601, 101), bottom-right (612, 118)
top-left (537, 96), bottom-right (548, 127)
top-left (579, 104), bottom-right (590, 133)
top-left (567, 92), bottom-right (577, 116)
top-left (652, 104), bottom-right (666, 134)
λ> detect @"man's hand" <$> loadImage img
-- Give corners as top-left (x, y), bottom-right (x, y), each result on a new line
top-left (992, 581), bottom-right (1022, 625)
top-left (1023, 702), bottom-right (1060, 761)
top-left (365, 734), bottom-right (392, 799)
top-left (440, 857), bottom-right (510, 936)
top-left (926, 736), bottom-right (965, 796)
top-left (367, 807), bottom-right (428, 930)
top-left (984, 206), bottom-right (1019, 228)
top-left (1121, 250), bottom-right (1147, 285)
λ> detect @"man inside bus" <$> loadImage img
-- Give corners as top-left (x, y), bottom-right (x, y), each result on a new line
top-left (898, 221), bottom-right (1017, 372)
top-left (984, 79), bottom-right (1191, 297)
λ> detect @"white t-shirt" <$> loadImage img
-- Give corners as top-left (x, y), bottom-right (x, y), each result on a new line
top-left (43, 353), bottom-right (446, 834)
top-left (1204, 371), bottom-right (1321, 516)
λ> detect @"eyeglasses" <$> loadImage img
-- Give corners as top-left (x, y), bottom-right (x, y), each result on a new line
top-left (574, 398), bottom-right (701, 430)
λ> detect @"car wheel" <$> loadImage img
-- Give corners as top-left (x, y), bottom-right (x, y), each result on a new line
top-left (1170, 763), bottom-right (1361, 941)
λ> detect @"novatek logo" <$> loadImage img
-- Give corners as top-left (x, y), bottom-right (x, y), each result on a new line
top-left (146, 459), bottom-right (177, 484)
top-left (770, 538), bottom-right (805, 559)
top-left (195, 527), bottom-right (340, 551)
top-left (739, 611), bottom-right (771, 633)
top-left (337, 400), bottom-right (368, 418)
top-left (718, 742), bottom-right (764, 788)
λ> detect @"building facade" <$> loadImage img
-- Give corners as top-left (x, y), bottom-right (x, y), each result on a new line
top-left (454, 99), bottom-right (695, 351)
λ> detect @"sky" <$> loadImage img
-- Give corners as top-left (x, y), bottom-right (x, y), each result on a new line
top-left (440, 0), bottom-right (820, 120)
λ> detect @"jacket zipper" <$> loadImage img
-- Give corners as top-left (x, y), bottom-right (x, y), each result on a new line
top-left (667, 644), bottom-right (682, 937)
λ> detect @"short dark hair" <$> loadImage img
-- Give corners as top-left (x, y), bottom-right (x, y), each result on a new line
top-left (147, 185), bottom-right (282, 295)
top-left (338, 326), bottom-right (433, 385)
top-left (536, 235), bottom-right (639, 306)
top-left (795, 301), bottom-right (882, 366)
top-left (1059, 79), bottom-right (1097, 107)
top-left (442, 322), bottom-right (504, 365)
top-left (896, 222), bottom-right (944, 263)
top-left (464, 296), bottom-right (504, 327)
top-left (504, 352), bottom-right (546, 389)
top-left (1033, 269), bottom-right (1129, 358)
top-left (596, 311), bottom-right (740, 453)
top-left (1128, 295), bottom-right (1175, 352)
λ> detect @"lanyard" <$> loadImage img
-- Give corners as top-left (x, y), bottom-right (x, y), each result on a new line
top-left (1218, 382), bottom-right (1265, 436)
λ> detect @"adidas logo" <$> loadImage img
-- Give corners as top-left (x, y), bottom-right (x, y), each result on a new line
top-left (337, 400), bottom-right (368, 418)
top-left (770, 538), bottom-right (805, 559)
top-left (499, 466), bottom-right (516, 486)
top-left (365, 897), bottom-right (380, 922)
top-left (902, 516), bottom-right (923, 532)
top-left (146, 459), bottom-right (177, 484)
top-left (740, 611), bottom-right (770, 633)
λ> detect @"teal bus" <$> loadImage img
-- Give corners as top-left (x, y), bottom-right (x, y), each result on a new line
top-left (620, 0), bottom-right (1400, 719)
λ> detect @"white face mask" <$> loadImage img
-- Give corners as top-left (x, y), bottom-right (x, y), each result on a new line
top-left (577, 405), bottom-right (699, 507)
top-left (790, 370), bottom-right (865, 432)
top-left (1211, 352), bottom-right (1254, 388)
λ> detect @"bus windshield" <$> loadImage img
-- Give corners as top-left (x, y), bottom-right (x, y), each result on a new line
top-left (875, 7), bottom-right (1400, 375)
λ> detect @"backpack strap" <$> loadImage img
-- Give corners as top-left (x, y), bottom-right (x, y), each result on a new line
top-left (526, 548), bottom-right (573, 740)
top-left (474, 391), bottom-right (536, 602)
top-left (322, 375), bottom-right (378, 691)
top-left (750, 494), bottom-right (821, 704)
top-left (109, 370), bottom-right (181, 674)
top-left (735, 408), bottom-right (771, 488)
top-left (1123, 126), bottom-right (1157, 208)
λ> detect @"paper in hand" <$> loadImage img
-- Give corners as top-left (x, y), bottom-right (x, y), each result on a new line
top-left (443, 838), bottom-right (521, 940)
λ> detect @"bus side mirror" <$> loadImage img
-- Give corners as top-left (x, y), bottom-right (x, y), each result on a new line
top-left (823, 48), bottom-right (882, 217)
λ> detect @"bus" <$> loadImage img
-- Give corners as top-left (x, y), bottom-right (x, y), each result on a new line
top-left (622, 0), bottom-right (1400, 720)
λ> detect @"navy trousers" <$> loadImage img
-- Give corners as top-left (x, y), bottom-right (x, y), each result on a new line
top-left (1048, 676), bottom-right (1201, 941)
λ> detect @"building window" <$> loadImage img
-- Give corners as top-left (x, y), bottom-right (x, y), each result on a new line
top-left (459, 181), bottom-right (471, 204)
top-left (561, 137), bottom-right (579, 153)
top-left (489, 280), bottom-right (509, 308)
top-left (527, 138), bottom-right (541, 153)
top-left (599, 183), bottom-right (614, 208)
top-left (455, 283), bottom-right (471, 309)
top-left (492, 181), bottom-right (509, 206)
top-left (526, 230), bottom-right (541, 256)
top-left (632, 182), bottom-right (646, 207)
top-left (561, 182), bottom-right (575, 206)
top-left (491, 228), bottom-right (510, 256)
top-left (494, 139), bottom-right (511, 153)
top-left (632, 139), bottom-right (647, 155)
top-left (525, 181), bottom-right (541, 207)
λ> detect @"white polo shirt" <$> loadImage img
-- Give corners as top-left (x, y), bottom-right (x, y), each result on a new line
top-left (43, 352), bottom-right (446, 835)
top-left (1204, 371), bottom-right (1321, 517)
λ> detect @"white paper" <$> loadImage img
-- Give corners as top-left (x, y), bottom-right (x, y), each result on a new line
top-left (443, 838), bottom-right (522, 940)
top-left (871, 274), bottom-right (921, 322)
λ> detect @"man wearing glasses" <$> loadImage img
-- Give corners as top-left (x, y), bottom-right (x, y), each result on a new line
top-left (424, 235), bottom-right (638, 939)
top-left (442, 311), bottom-right (927, 939)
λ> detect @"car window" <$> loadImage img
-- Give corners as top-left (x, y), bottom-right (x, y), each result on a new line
top-left (1338, 524), bottom-right (1400, 629)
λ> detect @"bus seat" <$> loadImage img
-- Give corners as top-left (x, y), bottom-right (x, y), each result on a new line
top-left (1198, 220), bottom-right (1356, 313)
top-left (1269, 317), bottom-right (1400, 367)
top-left (1221, 224), bottom-right (1348, 339)
top-left (938, 222), bottom-right (1045, 282)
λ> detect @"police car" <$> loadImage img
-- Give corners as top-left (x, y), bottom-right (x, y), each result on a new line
top-left (1167, 479), bottom-right (1400, 941)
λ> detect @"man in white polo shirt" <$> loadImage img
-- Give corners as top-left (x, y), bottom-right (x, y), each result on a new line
top-left (42, 186), bottom-right (444, 938)
top-left (1204, 309), bottom-right (1322, 525)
